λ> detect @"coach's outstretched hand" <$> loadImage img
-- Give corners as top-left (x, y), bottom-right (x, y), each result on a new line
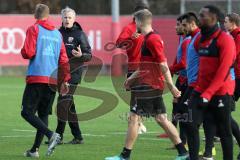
top-left (60, 82), bottom-right (69, 96)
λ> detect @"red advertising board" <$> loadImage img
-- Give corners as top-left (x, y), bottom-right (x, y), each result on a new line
top-left (0, 15), bottom-right (178, 66)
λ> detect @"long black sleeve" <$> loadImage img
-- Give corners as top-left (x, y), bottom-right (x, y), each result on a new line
top-left (78, 31), bottom-right (92, 62)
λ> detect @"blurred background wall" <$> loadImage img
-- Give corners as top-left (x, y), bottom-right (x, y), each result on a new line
top-left (0, 0), bottom-right (239, 76)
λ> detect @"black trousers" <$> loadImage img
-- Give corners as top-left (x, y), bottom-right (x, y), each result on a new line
top-left (184, 91), bottom-right (233, 160)
top-left (21, 83), bottom-right (56, 150)
top-left (172, 77), bottom-right (188, 144)
top-left (234, 78), bottom-right (240, 101)
top-left (202, 111), bottom-right (216, 157)
top-left (56, 84), bottom-right (83, 140)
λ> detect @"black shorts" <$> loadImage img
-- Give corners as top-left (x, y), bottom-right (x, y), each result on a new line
top-left (22, 83), bottom-right (56, 117)
top-left (234, 78), bottom-right (240, 102)
top-left (130, 85), bottom-right (166, 117)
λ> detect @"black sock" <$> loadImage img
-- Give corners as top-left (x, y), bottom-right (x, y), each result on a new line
top-left (175, 143), bottom-right (187, 156)
top-left (120, 147), bottom-right (132, 159)
top-left (30, 115), bottom-right (49, 152)
top-left (30, 147), bottom-right (38, 152)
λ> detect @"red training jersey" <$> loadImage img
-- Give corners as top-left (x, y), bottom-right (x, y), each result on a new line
top-left (139, 31), bottom-right (167, 90)
top-left (194, 29), bottom-right (236, 100)
top-left (116, 20), bottom-right (144, 71)
top-left (230, 27), bottom-right (240, 79)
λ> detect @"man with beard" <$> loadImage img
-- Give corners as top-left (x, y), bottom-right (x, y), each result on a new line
top-left (185, 5), bottom-right (236, 160)
top-left (165, 15), bottom-right (191, 146)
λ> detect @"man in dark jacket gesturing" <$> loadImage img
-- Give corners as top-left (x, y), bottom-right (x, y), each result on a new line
top-left (55, 7), bottom-right (92, 144)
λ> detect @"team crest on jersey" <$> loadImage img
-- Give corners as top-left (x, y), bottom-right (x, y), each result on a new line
top-left (68, 37), bottom-right (74, 43)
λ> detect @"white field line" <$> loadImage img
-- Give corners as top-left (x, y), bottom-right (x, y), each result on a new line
top-left (0, 129), bottom-right (167, 139)
top-left (0, 129), bottom-right (204, 139)
top-left (12, 129), bottom-right (35, 132)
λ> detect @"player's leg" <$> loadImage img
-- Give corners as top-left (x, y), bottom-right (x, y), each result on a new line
top-left (29, 90), bottom-right (56, 153)
top-left (201, 111), bottom-right (216, 159)
top-left (234, 78), bottom-right (240, 102)
top-left (152, 95), bottom-right (188, 159)
top-left (231, 116), bottom-right (240, 160)
top-left (22, 84), bottom-right (60, 156)
top-left (158, 79), bottom-right (181, 139)
top-left (233, 78), bottom-right (240, 159)
top-left (178, 86), bottom-right (193, 149)
top-left (231, 116), bottom-right (240, 146)
top-left (212, 95), bottom-right (233, 160)
top-left (105, 112), bottom-right (141, 160)
top-left (124, 112), bottom-right (141, 151)
top-left (68, 100), bottom-right (84, 144)
top-left (184, 91), bottom-right (204, 160)
top-left (105, 86), bottom-right (150, 160)
top-left (55, 94), bottom-right (72, 140)
top-left (172, 78), bottom-right (181, 127)
top-left (178, 81), bottom-right (188, 146)
top-left (21, 84), bottom-right (53, 139)
top-left (130, 91), bottom-right (146, 134)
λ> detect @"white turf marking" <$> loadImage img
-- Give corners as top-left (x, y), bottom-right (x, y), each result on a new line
top-left (1, 135), bottom-right (35, 138)
top-left (83, 134), bottom-right (106, 137)
top-left (2, 128), bottom-right (204, 139)
top-left (1, 129), bottom-right (164, 140)
top-left (12, 129), bottom-right (35, 132)
top-left (139, 137), bottom-right (169, 141)
top-left (110, 131), bottom-right (159, 135)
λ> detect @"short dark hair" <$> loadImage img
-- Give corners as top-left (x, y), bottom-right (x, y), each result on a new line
top-left (177, 15), bottom-right (183, 22)
top-left (181, 12), bottom-right (199, 26)
top-left (227, 13), bottom-right (240, 26)
top-left (203, 5), bottom-right (223, 21)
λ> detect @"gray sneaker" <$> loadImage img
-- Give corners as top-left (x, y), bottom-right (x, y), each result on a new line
top-left (24, 150), bottom-right (40, 158)
top-left (46, 133), bottom-right (61, 156)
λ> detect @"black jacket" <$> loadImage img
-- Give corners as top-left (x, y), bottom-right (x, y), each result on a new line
top-left (59, 22), bottom-right (92, 84)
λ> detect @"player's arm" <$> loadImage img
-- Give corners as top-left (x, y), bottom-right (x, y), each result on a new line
top-left (59, 41), bottom-right (71, 82)
top-left (58, 41), bottom-right (71, 95)
top-left (21, 25), bottom-right (38, 59)
top-left (201, 34), bottom-right (236, 100)
top-left (235, 34), bottom-right (240, 71)
top-left (160, 62), bottom-right (181, 98)
top-left (147, 36), bottom-right (181, 98)
top-left (116, 26), bottom-right (141, 49)
top-left (124, 69), bottom-right (140, 89)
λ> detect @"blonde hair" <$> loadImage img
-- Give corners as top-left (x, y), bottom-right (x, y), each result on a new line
top-left (34, 3), bottom-right (49, 20)
top-left (61, 7), bottom-right (76, 18)
top-left (134, 9), bottom-right (152, 25)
